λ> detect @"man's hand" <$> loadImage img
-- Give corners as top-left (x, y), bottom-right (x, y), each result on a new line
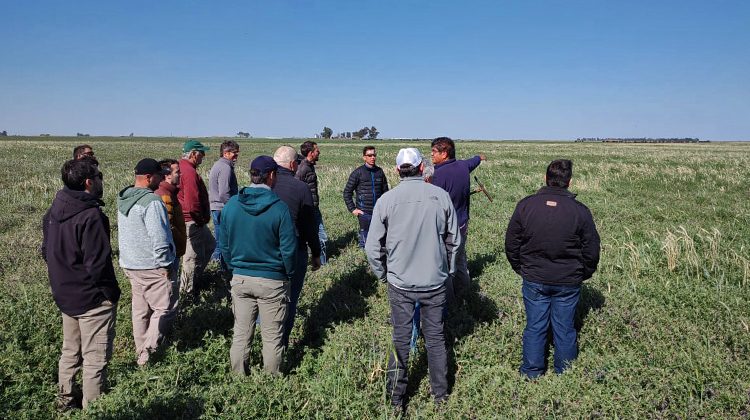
top-left (352, 209), bottom-right (364, 216)
top-left (479, 154), bottom-right (487, 161)
top-left (311, 256), bottom-right (322, 271)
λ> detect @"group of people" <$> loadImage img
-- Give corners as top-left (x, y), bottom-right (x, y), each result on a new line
top-left (43, 137), bottom-right (600, 413)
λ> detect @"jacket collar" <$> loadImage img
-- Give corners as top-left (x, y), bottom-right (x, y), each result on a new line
top-left (537, 185), bottom-right (576, 198)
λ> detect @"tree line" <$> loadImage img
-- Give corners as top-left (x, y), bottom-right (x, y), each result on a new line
top-left (318, 126), bottom-right (379, 140)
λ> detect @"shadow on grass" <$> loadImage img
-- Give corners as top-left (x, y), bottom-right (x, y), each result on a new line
top-left (575, 283), bottom-right (605, 332)
top-left (171, 268), bottom-right (234, 352)
top-left (96, 394), bottom-right (204, 420)
top-left (285, 263), bottom-right (377, 371)
top-left (467, 251), bottom-right (498, 279)
top-left (326, 230), bottom-right (358, 260)
top-left (403, 281), bottom-right (500, 405)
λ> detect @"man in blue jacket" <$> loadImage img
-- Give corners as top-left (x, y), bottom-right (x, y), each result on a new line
top-left (343, 145), bottom-right (389, 248)
top-left (220, 156), bottom-right (297, 375)
top-left (431, 137), bottom-right (485, 304)
top-left (42, 158), bottom-right (120, 410)
top-left (505, 159), bottom-right (600, 379)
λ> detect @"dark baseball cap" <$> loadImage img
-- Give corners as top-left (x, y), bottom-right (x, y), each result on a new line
top-left (135, 158), bottom-right (170, 175)
top-left (183, 139), bottom-right (210, 153)
top-left (250, 155), bottom-right (279, 175)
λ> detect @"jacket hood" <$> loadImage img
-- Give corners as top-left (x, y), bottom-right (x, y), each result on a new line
top-left (49, 187), bottom-right (103, 223)
top-left (118, 186), bottom-right (158, 216)
top-left (236, 186), bottom-right (281, 216)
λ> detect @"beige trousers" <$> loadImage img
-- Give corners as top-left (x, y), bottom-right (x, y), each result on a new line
top-left (58, 301), bottom-right (117, 409)
top-left (180, 221), bottom-right (216, 294)
top-left (123, 267), bottom-right (177, 358)
top-left (229, 274), bottom-right (290, 375)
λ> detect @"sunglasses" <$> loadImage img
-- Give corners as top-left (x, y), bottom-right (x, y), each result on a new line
top-left (365, 153), bottom-right (377, 157)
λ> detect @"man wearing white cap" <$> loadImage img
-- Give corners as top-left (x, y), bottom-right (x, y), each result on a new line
top-left (365, 148), bottom-right (460, 411)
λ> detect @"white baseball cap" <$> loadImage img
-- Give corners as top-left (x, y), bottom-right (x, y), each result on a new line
top-left (395, 148), bottom-right (423, 167)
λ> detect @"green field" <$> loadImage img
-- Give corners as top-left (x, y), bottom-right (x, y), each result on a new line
top-left (1, 137), bottom-right (749, 418)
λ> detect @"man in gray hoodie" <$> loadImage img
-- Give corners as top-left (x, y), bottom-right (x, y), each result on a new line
top-left (118, 158), bottom-right (176, 367)
top-left (208, 140), bottom-right (239, 263)
top-left (365, 148), bottom-right (460, 411)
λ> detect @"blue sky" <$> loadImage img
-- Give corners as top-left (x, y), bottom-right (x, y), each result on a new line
top-left (1, 0), bottom-right (748, 140)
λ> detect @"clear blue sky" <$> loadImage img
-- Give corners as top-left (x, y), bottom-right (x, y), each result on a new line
top-left (2, 0), bottom-right (748, 140)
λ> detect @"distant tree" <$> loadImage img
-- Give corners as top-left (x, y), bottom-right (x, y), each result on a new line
top-left (236, 131), bottom-right (250, 138)
top-left (353, 127), bottom-right (369, 139)
top-left (346, 132), bottom-right (352, 139)
top-left (76, 132), bottom-right (90, 137)
top-left (40, 133), bottom-right (51, 137)
top-left (368, 126), bottom-right (379, 140)
top-left (320, 127), bottom-right (333, 139)
top-left (0, 130), bottom-right (7, 137)
top-left (129, 132), bottom-right (134, 137)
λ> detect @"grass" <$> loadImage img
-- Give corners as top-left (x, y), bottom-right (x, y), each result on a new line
top-left (1, 136), bottom-right (749, 418)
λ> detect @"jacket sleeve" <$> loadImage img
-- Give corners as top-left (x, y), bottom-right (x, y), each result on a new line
top-left (443, 195), bottom-right (461, 275)
top-left (580, 207), bottom-right (601, 280)
top-left (219, 204), bottom-right (232, 271)
top-left (300, 188), bottom-right (321, 258)
top-left (364, 200), bottom-right (388, 281)
top-left (343, 168), bottom-right (359, 212)
top-left (278, 204), bottom-right (298, 279)
top-left (216, 165), bottom-right (232, 205)
top-left (160, 194), bottom-right (175, 226)
top-left (41, 211), bottom-right (50, 262)
top-left (181, 168), bottom-right (202, 222)
top-left (467, 156), bottom-right (482, 172)
top-left (504, 202), bottom-right (524, 275)
top-left (80, 210), bottom-right (116, 289)
top-left (145, 200), bottom-right (176, 268)
top-left (382, 170), bottom-right (389, 193)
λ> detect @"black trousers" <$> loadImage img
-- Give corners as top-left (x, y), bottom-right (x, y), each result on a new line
top-left (386, 283), bottom-right (448, 404)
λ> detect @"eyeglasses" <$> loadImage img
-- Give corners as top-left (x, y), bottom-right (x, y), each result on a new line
top-left (365, 153), bottom-right (377, 157)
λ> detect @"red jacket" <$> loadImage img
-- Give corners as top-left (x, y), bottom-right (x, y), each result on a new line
top-left (178, 159), bottom-right (211, 225)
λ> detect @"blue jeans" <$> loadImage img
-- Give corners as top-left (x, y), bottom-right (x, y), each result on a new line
top-left (357, 213), bottom-right (372, 249)
top-left (314, 208), bottom-right (328, 265)
top-left (211, 210), bottom-right (222, 261)
top-left (520, 279), bottom-right (581, 378)
top-left (282, 247), bottom-right (308, 348)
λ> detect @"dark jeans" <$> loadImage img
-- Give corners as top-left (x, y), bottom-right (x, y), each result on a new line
top-left (357, 213), bottom-right (372, 249)
top-left (387, 284), bottom-right (447, 405)
top-left (282, 246), bottom-right (308, 348)
top-left (520, 279), bottom-right (581, 378)
top-left (211, 210), bottom-right (222, 261)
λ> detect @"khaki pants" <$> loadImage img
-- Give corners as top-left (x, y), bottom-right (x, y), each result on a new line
top-left (180, 221), bottom-right (216, 294)
top-left (229, 274), bottom-right (289, 375)
top-left (58, 301), bottom-right (117, 409)
top-left (124, 268), bottom-right (177, 358)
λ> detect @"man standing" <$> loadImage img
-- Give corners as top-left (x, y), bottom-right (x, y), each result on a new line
top-left (220, 156), bottom-right (297, 375)
top-left (272, 145), bottom-right (321, 348)
top-left (155, 159), bottom-right (187, 291)
top-left (208, 140), bottom-right (239, 263)
top-left (42, 158), bottom-right (120, 410)
top-left (430, 137), bottom-right (485, 303)
top-left (343, 146), bottom-right (389, 248)
top-left (295, 140), bottom-right (327, 265)
top-left (504, 159), bottom-right (600, 379)
top-left (178, 139), bottom-right (215, 297)
top-left (365, 148), bottom-right (460, 411)
top-left (118, 158), bottom-right (176, 367)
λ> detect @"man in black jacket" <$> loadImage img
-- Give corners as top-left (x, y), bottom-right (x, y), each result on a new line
top-left (42, 158), bottom-right (120, 410)
top-left (504, 159), bottom-right (600, 379)
top-left (343, 146), bottom-right (389, 248)
top-left (273, 146), bottom-right (321, 348)
top-left (296, 140), bottom-right (327, 264)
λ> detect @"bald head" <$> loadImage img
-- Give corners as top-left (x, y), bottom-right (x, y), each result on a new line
top-left (273, 145), bottom-right (298, 170)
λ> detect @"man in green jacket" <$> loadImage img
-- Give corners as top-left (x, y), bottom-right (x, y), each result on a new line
top-left (220, 156), bottom-right (297, 375)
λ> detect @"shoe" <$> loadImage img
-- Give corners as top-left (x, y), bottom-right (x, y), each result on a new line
top-left (55, 394), bottom-right (81, 412)
top-left (136, 350), bottom-right (150, 367)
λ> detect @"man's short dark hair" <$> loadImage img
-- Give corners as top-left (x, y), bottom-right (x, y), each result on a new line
top-left (546, 159), bottom-right (573, 188)
top-left (300, 141), bottom-right (318, 157)
top-left (398, 164), bottom-right (421, 178)
top-left (73, 144), bottom-right (93, 160)
top-left (431, 137), bottom-right (455, 159)
top-left (61, 157), bottom-right (99, 191)
top-left (250, 168), bottom-right (276, 185)
top-left (220, 140), bottom-right (240, 155)
top-left (363, 145), bottom-right (375, 155)
top-left (159, 158), bottom-right (178, 171)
